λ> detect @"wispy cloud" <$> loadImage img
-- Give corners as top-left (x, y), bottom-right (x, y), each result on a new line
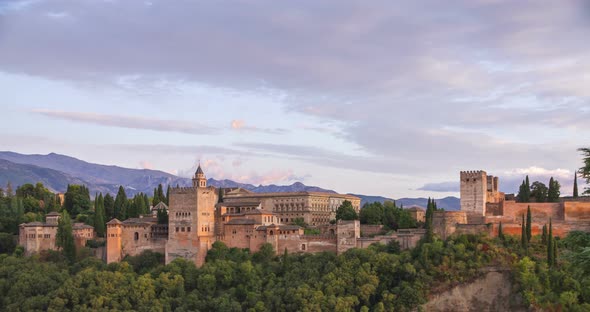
top-left (30, 109), bottom-right (218, 135)
top-left (230, 119), bottom-right (287, 135)
top-left (417, 182), bottom-right (459, 193)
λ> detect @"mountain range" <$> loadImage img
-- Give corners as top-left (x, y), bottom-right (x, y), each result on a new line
top-left (0, 151), bottom-right (460, 210)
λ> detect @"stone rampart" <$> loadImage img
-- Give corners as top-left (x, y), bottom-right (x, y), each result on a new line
top-left (564, 202), bottom-right (590, 222)
top-left (502, 201), bottom-right (562, 222)
top-left (360, 224), bottom-right (384, 237)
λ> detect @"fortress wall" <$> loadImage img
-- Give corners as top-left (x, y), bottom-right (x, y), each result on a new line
top-left (360, 224), bottom-right (384, 237)
top-left (496, 221), bottom-right (590, 238)
top-left (502, 201), bottom-right (562, 222)
top-left (564, 202), bottom-right (590, 222)
top-left (455, 224), bottom-right (493, 236)
top-left (432, 211), bottom-right (467, 239)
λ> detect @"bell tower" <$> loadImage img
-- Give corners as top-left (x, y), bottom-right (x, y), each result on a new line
top-left (193, 163), bottom-right (207, 188)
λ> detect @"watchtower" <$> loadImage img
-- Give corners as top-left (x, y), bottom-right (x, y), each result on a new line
top-left (460, 171), bottom-right (488, 216)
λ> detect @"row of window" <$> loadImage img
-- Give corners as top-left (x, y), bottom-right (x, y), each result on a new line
top-left (175, 212), bottom-right (191, 218)
top-left (175, 227), bottom-right (191, 232)
top-left (27, 234), bottom-right (51, 238)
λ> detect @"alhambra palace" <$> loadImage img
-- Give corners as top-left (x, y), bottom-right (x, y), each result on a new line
top-left (18, 166), bottom-right (590, 266)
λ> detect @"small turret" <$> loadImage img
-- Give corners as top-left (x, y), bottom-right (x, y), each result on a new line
top-left (193, 163), bottom-right (207, 188)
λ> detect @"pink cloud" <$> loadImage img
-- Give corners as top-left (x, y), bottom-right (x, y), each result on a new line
top-left (139, 160), bottom-right (154, 170)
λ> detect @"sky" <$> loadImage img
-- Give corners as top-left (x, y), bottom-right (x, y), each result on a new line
top-left (0, 0), bottom-right (588, 198)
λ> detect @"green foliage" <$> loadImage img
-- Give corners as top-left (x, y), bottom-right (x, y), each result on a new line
top-left (157, 207), bottom-right (169, 224)
top-left (498, 222), bottom-right (504, 240)
top-left (526, 206), bottom-right (532, 243)
top-left (0, 232), bottom-right (16, 254)
top-left (103, 193), bottom-right (115, 220)
top-left (94, 193), bottom-right (106, 237)
top-left (517, 177), bottom-right (531, 202)
top-left (360, 201), bottom-right (416, 230)
top-left (574, 173), bottom-right (579, 198)
top-left (114, 186), bottom-right (127, 220)
top-left (547, 177), bottom-right (561, 202)
top-left (521, 215), bottom-right (528, 251)
top-left (56, 210), bottom-right (76, 262)
top-left (63, 184), bottom-right (91, 216)
top-left (530, 181), bottom-right (548, 203)
top-left (291, 217), bottom-right (307, 227)
top-left (579, 147), bottom-right (590, 195)
top-left (0, 234), bottom-right (518, 311)
top-left (336, 200), bottom-right (358, 221)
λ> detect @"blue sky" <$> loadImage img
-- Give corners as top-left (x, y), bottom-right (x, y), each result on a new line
top-left (0, 0), bottom-right (588, 197)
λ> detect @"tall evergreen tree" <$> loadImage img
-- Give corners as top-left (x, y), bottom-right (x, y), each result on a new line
top-left (541, 224), bottom-right (547, 244)
top-left (114, 186), bottom-right (127, 220)
top-left (104, 193), bottom-right (115, 220)
top-left (152, 187), bottom-right (160, 206)
top-left (525, 175), bottom-right (531, 200)
top-left (143, 193), bottom-right (150, 211)
top-left (165, 185), bottom-right (171, 205)
top-left (94, 193), bottom-right (105, 237)
top-left (157, 184), bottom-right (165, 204)
top-left (521, 215), bottom-right (528, 251)
top-left (573, 172), bottom-right (579, 198)
top-left (579, 147), bottom-right (590, 195)
top-left (547, 177), bottom-right (561, 202)
top-left (526, 206), bottom-right (532, 243)
top-left (547, 218), bottom-right (553, 266)
top-left (56, 210), bottom-right (76, 262)
top-left (553, 236), bottom-right (558, 267)
top-left (498, 222), bottom-right (504, 240)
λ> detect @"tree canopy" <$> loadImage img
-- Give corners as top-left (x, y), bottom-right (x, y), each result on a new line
top-left (335, 200), bottom-right (358, 221)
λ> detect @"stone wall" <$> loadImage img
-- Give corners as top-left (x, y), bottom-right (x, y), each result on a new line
top-left (357, 229), bottom-right (425, 250)
top-left (432, 211), bottom-right (467, 240)
top-left (502, 201), bottom-right (562, 222)
top-left (360, 224), bottom-right (384, 237)
top-left (336, 220), bottom-right (360, 254)
top-left (564, 202), bottom-right (590, 222)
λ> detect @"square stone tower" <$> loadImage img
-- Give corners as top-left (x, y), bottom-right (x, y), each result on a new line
top-left (166, 165), bottom-right (218, 266)
top-left (460, 171), bottom-right (488, 216)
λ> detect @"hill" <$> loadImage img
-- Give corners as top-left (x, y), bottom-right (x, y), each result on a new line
top-left (0, 151), bottom-right (459, 209)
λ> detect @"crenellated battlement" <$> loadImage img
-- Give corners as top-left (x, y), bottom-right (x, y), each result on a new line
top-left (171, 187), bottom-right (197, 194)
top-left (460, 170), bottom-right (487, 179)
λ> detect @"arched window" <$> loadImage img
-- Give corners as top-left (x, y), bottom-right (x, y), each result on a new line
top-left (134, 232), bottom-right (139, 241)
top-left (301, 244), bottom-right (306, 251)
top-left (270, 230), bottom-right (274, 235)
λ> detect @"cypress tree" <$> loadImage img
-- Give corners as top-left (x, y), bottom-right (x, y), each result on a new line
top-left (525, 175), bottom-right (531, 201)
top-left (541, 224), bottom-right (547, 244)
top-left (553, 237), bottom-right (558, 267)
top-left (152, 187), bottom-right (159, 206)
top-left (574, 173), bottom-right (579, 198)
top-left (547, 218), bottom-right (553, 266)
top-left (526, 206), bottom-right (532, 243)
top-left (94, 193), bottom-right (105, 237)
top-left (521, 215), bottom-right (527, 250)
top-left (143, 193), bottom-right (150, 211)
top-left (56, 210), bottom-right (76, 262)
top-left (157, 184), bottom-right (165, 204)
top-left (498, 222), bottom-right (504, 240)
top-left (547, 177), bottom-right (560, 202)
top-left (114, 186), bottom-right (127, 220)
top-left (165, 185), bottom-right (171, 205)
top-left (104, 193), bottom-right (115, 220)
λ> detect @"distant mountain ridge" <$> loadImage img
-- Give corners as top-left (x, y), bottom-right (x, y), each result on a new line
top-left (348, 194), bottom-right (460, 211)
top-left (0, 151), bottom-right (459, 210)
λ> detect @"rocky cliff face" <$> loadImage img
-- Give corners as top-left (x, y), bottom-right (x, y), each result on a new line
top-left (423, 270), bottom-right (526, 312)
